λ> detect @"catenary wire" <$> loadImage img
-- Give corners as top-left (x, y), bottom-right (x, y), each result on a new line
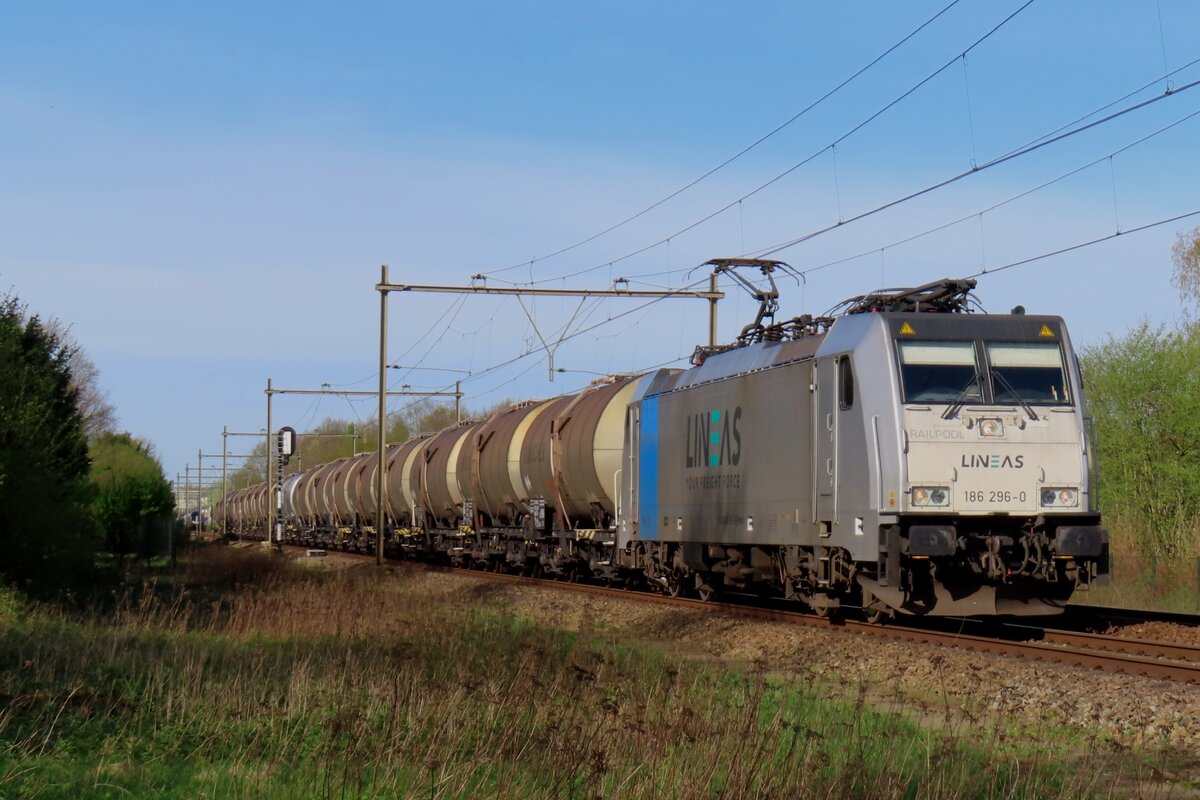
top-left (482, 60), bottom-right (1200, 294)
top-left (497, 0), bottom-right (1039, 287)
top-left (990, 54), bottom-right (1200, 162)
top-left (970, 208), bottom-right (1200, 279)
top-left (795, 103), bottom-right (1200, 277)
top-left (753, 75), bottom-right (1200, 257)
top-left (478, 0), bottom-right (967, 279)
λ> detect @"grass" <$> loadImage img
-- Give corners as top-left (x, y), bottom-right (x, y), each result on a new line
top-left (1072, 517), bottom-right (1200, 613)
top-left (0, 547), bottom-right (1134, 798)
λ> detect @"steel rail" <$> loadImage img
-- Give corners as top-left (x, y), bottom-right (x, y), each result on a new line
top-left (1035, 628), bottom-right (1200, 664)
top-left (1066, 603), bottom-right (1200, 627)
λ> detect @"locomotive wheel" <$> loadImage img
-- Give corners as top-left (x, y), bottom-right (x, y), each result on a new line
top-left (696, 581), bottom-right (717, 603)
top-left (863, 604), bottom-right (893, 625)
top-left (666, 569), bottom-right (687, 598)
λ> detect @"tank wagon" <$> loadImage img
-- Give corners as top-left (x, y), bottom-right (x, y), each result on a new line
top-left (218, 268), bottom-right (1108, 618)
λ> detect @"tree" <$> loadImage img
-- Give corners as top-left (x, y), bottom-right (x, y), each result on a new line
top-left (44, 318), bottom-right (118, 439)
top-left (90, 433), bottom-right (176, 564)
top-left (66, 346), bottom-right (118, 439)
top-left (1171, 225), bottom-right (1200, 315)
top-left (1080, 322), bottom-right (1200, 557)
top-left (0, 294), bottom-right (96, 592)
top-left (403, 401), bottom-right (461, 435)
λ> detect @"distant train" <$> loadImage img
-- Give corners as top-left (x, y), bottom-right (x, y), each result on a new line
top-left (218, 265), bottom-right (1108, 619)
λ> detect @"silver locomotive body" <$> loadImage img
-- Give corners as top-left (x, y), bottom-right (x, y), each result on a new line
top-left (619, 305), bottom-right (1107, 616)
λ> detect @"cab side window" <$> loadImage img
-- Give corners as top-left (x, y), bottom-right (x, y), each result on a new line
top-left (838, 356), bottom-right (854, 409)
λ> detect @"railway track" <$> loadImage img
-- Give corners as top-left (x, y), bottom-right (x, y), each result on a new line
top-left (279, 544), bottom-right (1200, 686)
top-left (1066, 602), bottom-right (1200, 628)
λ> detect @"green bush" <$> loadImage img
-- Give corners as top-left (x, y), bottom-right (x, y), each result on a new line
top-left (90, 433), bottom-right (176, 562)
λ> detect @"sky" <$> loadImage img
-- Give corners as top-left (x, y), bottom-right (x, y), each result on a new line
top-left (2, 0), bottom-right (1199, 487)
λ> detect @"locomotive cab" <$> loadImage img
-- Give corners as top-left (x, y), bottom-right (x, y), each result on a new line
top-left (827, 287), bottom-right (1109, 617)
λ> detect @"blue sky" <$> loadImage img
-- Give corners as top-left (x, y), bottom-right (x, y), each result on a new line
top-left (3, 0), bottom-right (1199, 483)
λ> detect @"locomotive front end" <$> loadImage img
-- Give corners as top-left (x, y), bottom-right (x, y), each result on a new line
top-left (888, 312), bottom-right (1108, 615)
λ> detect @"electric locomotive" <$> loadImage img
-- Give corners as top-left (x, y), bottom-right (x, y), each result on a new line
top-left (616, 263), bottom-right (1107, 617)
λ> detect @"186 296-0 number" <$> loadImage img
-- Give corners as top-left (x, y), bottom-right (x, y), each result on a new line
top-left (962, 490), bottom-right (1027, 504)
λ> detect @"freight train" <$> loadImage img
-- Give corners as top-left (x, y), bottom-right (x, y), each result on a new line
top-left (217, 263), bottom-right (1109, 619)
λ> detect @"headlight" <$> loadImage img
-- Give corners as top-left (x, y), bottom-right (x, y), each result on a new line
top-left (978, 418), bottom-right (1004, 438)
top-left (911, 486), bottom-right (950, 507)
top-left (1040, 487), bottom-right (1079, 508)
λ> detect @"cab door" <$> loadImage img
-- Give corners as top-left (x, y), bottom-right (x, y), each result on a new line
top-left (813, 358), bottom-right (837, 527)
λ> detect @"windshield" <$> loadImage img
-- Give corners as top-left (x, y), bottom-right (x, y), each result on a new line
top-left (986, 342), bottom-right (1070, 404)
top-left (898, 342), bottom-right (982, 403)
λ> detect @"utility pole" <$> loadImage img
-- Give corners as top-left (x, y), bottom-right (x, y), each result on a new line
top-left (266, 378), bottom-right (274, 543)
top-left (374, 266), bottom-right (726, 568)
top-left (709, 271), bottom-right (719, 347)
top-left (222, 426), bottom-right (228, 538)
top-left (378, 270), bottom-right (387, 565)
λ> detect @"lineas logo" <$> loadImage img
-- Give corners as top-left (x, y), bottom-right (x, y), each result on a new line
top-left (960, 454), bottom-right (1025, 469)
top-left (686, 407), bottom-right (742, 468)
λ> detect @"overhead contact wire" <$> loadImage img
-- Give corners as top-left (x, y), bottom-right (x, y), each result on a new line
top-left (478, 0), bottom-right (966, 279)
top-left (971, 208), bottom-right (1200, 278)
top-left (795, 104), bottom-right (1200, 277)
top-left (513, 0), bottom-right (1039, 286)
top-left (991, 54), bottom-right (1200, 160)
top-left (755, 76), bottom-right (1200, 257)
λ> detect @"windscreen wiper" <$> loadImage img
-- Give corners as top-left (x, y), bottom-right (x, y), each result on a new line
top-left (941, 372), bottom-right (982, 420)
top-left (991, 370), bottom-right (1038, 421)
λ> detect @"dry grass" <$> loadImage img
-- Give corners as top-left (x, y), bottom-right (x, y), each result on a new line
top-left (0, 546), bottom-right (1119, 799)
top-left (1074, 517), bottom-right (1200, 612)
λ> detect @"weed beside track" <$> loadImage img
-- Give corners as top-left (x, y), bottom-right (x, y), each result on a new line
top-left (0, 546), bottom-right (1118, 798)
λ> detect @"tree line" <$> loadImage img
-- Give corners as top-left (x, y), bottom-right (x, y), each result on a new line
top-left (0, 292), bottom-right (175, 595)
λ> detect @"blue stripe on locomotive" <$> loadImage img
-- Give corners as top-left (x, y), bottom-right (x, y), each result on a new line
top-left (638, 395), bottom-right (659, 541)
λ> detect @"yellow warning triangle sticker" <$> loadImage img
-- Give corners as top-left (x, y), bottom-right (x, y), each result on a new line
top-left (1038, 324), bottom-right (1054, 337)
top-left (899, 322), bottom-right (915, 335)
